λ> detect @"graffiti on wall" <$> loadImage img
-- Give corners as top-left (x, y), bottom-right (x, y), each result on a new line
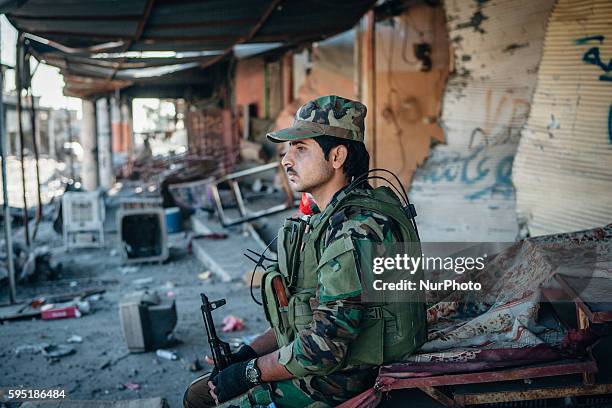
top-left (575, 34), bottom-right (612, 143)
top-left (418, 145), bottom-right (514, 201)
top-left (576, 35), bottom-right (611, 81)
top-left (472, 89), bottom-right (531, 145)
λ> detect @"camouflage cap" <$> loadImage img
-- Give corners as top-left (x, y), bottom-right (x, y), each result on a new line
top-left (267, 95), bottom-right (367, 143)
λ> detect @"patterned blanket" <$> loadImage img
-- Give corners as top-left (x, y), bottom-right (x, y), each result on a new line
top-left (398, 224), bottom-right (612, 372)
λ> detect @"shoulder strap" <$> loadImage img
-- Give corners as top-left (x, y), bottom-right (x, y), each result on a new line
top-left (309, 187), bottom-right (419, 262)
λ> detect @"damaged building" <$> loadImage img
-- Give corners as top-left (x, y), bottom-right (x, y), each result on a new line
top-left (0, 0), bottom-right (611, 407)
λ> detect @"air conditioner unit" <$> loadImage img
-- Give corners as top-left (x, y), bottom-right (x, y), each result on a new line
top-left (62, 191), bottom-right (105, 249)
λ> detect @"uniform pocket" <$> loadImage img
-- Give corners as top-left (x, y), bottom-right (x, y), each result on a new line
top-left (317, 237), bottom-right (362, 302)
top-left (262, 270), bottom-right (293, 347)
top-left (288, 291), bottom-right (314, 333)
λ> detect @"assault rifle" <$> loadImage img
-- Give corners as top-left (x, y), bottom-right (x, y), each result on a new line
top-left (200, 293), bottom-right (233, 370)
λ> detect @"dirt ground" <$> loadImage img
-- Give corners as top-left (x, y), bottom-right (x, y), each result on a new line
top-left (0, 220), bottom-right (269, 408)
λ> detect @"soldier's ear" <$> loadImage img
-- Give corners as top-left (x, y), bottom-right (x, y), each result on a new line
top-left (331, 145), bottom-right (348, 170)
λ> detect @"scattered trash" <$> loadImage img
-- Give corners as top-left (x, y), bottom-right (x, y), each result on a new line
top-left (42, 344), bottom-right (76, 358)
top-left (182, 357), bottom-right (203, 372)
top-left (198, 271), bottom-right (211, 281)
top-left (132, 277), bottom-right (154, 287)
top-left (123, 382), bottom-right (141, 391)
top-left (67, 335), bottom-right (83, 343)
top-left (222, 315), bottom-right (244, 332)
top-left (76, 300), bottom-right (91, 314)
top-left (29, 297), bottom-right (46, 308)
top-left (5, 242), bottom-right (63, 283)
top-left (14, 343), bottom-right (49, 356)
top-left (69, 281), bottom-right (79, 288)
top-left (121, 266), bottom-right (140, 275)
top-left (110, 249), bottom-right (118, 256)
top-left (156, 349), bottom-right (178, 360)
top-left (42, 305), bottom-right (82, 320)
top-left (191, 233), bottom-right (228, 240)
top-left (99, 352), bottom-right (130, 370)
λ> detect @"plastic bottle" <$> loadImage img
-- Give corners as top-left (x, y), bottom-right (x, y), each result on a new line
top-left (156, 349), bottom-right (177, 360)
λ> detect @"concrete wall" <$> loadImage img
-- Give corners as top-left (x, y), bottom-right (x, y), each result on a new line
top-left (409, 0), bottom-right (556, 241)
top-left (235, 57), bottom-right (265, 118)
top-left (371, 4), bottom-right (449, 185)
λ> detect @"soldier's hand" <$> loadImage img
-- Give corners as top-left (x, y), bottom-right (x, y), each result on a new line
top-left (207, 380), bottom-right (219, 405)
top-left (206, 345), bottom-right (257, 382)
top-left (211, 360), bottom-right (253, 403)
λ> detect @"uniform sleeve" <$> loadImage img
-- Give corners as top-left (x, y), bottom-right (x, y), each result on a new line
top-left (278, 209), bottom-right (396, 377)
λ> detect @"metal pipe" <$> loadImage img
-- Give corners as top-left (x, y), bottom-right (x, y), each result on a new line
top-left (65, 108), bottom-right (74, 180)
top-left (28, 88), bottom-right (43, 241)
top-left (15, 36), bottom-right (29, 246)
top-left (0, 22), bottom-right (17, 303)
top-left (264, 62), bottom-right (269, 119)
top-left (96, 97), bottom-right (113, 189)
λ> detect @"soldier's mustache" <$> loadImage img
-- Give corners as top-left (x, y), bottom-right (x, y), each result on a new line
top-left (286, 167), bottom-right (297, 176)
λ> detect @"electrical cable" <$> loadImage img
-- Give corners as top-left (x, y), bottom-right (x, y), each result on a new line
top-left (244, 236), bottom-right (277, 306)
top-left (345, 169), bottom-right (420, 239)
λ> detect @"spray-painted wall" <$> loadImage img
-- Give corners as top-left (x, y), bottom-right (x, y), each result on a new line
top-left (512, 0), bottom-right (612, 236)
top-left (409, 0), bottom-right (556, 241)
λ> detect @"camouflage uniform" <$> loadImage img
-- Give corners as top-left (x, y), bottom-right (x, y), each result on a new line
top-left (208, 203), bottom-right (399, 408)
top-left (275, 203), bottom-right (400, 405)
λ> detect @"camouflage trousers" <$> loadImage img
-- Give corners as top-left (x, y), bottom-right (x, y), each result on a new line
top-left (183, 373), bottom-right (332, 408)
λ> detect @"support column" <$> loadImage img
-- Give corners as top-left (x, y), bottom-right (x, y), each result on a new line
top-left (0, 30), bottom-right (17, 303)
top-left (120, 99), bottom-right (133, 157)
top-left (96, 97), bottom-right (113, 189)
top-left (111, 95), bottom-right (122, 153)
top-left (363, 10), bottom-right (377, 169)
top-left (48, 109), bottom-right (56, 159)
top-left (80, 99), bottom-right (99, 191)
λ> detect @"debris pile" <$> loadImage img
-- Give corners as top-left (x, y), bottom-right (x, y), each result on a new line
top-left (0, 242), bottom-right (61, 283)
top-left (0, 289), bottom-right (104, 323)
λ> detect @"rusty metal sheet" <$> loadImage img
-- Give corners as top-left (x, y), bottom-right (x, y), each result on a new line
top-left (455, 383), bottom-right (612, 405)
top-left (376, 359), bottom-right (598, 391)
top-left (409, 0), bottom-right (555, 241)
top-left (512, 0), bottom-right (612, 237)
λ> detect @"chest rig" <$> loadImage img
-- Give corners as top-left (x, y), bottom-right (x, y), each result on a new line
top-left (261, 186), bottom-right (427, 366)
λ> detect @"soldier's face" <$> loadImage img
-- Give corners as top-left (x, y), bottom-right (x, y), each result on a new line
top-left (281, 139), bottom-right (334, 192)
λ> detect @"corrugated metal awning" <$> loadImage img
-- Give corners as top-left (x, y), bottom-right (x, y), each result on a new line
top-left (512, 0), bottom-right (612, 236)
top-left (2, 0), bottom-right (374, 97)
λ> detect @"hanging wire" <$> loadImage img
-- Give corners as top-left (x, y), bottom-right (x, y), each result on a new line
top-left (243, 236), bottom-right (278, 305)
top-left (344, 169), bottom-right (420, 239)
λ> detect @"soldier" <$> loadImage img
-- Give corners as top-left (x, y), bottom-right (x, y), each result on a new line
top-left (184, 95), bottom-right (426, 408)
